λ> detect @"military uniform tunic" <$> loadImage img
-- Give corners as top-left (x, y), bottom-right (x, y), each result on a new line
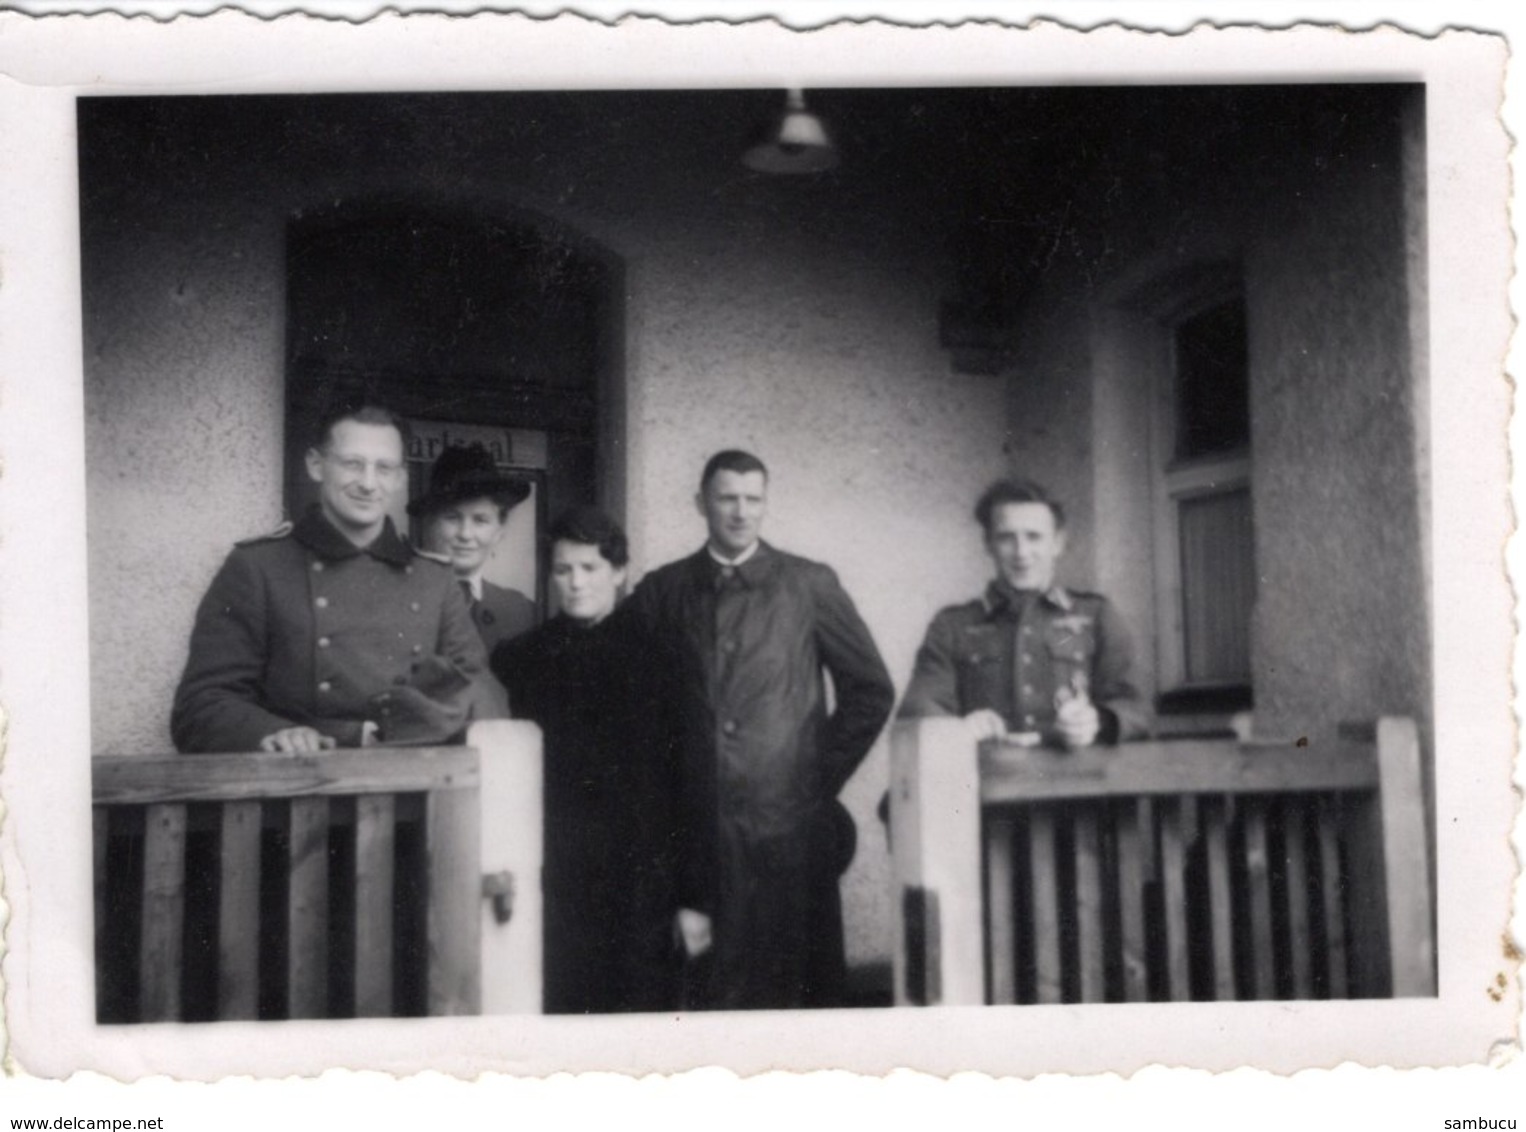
top-left (898, 579), bottom-right (1150, 744)
top-left (171, 508), bottom-right (494, 753)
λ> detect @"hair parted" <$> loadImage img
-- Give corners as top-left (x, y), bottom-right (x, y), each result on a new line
top-left (700, 449), bottom-right (769, 492)
top-left (548, 505), bottom-right (630, 568)
top-left (975, 478), bottom-right (1066, 532)
top-left (312, 400), bottom-right (410, 452)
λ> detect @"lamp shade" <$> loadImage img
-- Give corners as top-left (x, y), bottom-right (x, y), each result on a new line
top-left (742, 88), bottom-right (839, 175)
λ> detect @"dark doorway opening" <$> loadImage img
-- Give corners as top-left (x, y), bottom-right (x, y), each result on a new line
top-left (284, 199), bottom-right (624, 612)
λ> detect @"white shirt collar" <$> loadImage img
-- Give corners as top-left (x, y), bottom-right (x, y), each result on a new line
top-left (462, 572), bottom-right (485, 601)
top-left (707, 541), bottom-right (761, 569)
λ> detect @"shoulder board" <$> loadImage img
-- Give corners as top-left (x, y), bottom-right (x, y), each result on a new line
top-left (933, 597), bottom-right (986, 621)
top-left (234, 521), bottom-right (293, 548)
top-left (410, 544), bottom-right (453, 567)
top-left (1065, 589), bottom-right (1108, 606)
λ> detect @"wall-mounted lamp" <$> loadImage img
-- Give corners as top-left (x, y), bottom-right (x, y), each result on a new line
top-left (742, 88), bottom-right (840, 175)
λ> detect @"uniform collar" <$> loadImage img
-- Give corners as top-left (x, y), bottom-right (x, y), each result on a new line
top-left (983, 577), bottom-right (1072, 615)
top-left (294, 506), bottom-right (413, 567)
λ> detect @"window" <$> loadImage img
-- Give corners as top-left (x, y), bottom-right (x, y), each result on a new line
top-left (1153, 291), bottom-right (1256, 714)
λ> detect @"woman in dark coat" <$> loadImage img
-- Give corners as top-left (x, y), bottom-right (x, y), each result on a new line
top-left (491, 506), bottom-right (673, 1014)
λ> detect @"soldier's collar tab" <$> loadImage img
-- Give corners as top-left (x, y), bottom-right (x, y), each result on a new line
top-left (984, 579), bottom-right (1072, 613)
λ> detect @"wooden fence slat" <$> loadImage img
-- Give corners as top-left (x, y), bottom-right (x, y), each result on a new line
top-left (1342, 790), bottom-right (1392, 998)
top-left (1115, 799), bottom-right (1149, 1002)
top-left (1203, 795), bottom-right (1236, 1001)
top-left (1316, 796), bottom-right (1350, 998)
top-left (980, 741), bottom-right (1378, 805)
top-left (1028, 808), bottom-right (1062, 1005)
top-left (426, 784), bottom-right (482, 1015)
top-left (217, 800), bottom-right (262, 1020)
top-left (1282, 797), bottom-right (1314, 999)
top-left (984, 813), bottom-right (1017, 1005)
top-left (1074, 806), bottom-right (1105, 1003)
top-left (354, 794), bottom-right (397, 1017)
top-left (93, 808), bottom-right (108, 986)
top-left (287, 797), bottom-right (330, 1020)
top-left (1160, 798), bottom-right (1190, 1001)
top-left (1374, 718), bottom-right (1437, 996)
top-left (1243, 798), bottom-right (1277, 999)
top-left (889, 720), bottom-right (986, 1006)
top-left (139, 803), bottom-right (188, 1022)
top-left (94, 747), bottom-right (480, 806)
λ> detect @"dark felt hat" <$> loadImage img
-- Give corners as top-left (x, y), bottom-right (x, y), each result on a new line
top-left (407, 443), bottom-right (532, 517)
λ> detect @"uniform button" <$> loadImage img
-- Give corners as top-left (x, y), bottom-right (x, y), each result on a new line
top-left (317, 680), bottom-right (332, 693)
top-left (1021, 683), bottom-right (1034, 695)
top-left (1023, 714), bottom-right (1036, 727)
top-left (315, 596), bottom-right (329, 609)
top-left (722, 639), bottom-right (737, 654)
top-left (410, 601), bottom-right (421, 613)
top-left (412, 644), bottom-right (423, 654)
top-left (405, 565), bottom-right (414, 575)
top-left (311, 561), bottom-right (324, 573)
top-left (722, 720), bottom-right (738, 736)
top-left (1020, 652), bottom-right (1033, 664)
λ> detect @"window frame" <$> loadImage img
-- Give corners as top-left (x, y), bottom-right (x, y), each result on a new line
top-left (1147, 273), bottom-right (1256, 709)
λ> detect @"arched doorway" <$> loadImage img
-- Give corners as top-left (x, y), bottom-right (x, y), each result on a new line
top-left (283, 199), bottom-right (624, 613)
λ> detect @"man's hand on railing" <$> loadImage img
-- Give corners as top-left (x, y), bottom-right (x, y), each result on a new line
top-left (259, 726), bottom-right (337, 754)
top-left (675, 907), bottom-right (713, 959)
top-left (1054, 693), bottom-right (1101, 750)
top-left (961, 709), bottom-right (1008, 742)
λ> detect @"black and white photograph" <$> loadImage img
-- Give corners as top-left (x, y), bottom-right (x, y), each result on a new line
top-left (0, 9), bottom-right (1516, 1095)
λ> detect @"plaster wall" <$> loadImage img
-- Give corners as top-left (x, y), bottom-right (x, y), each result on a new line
top-left (80, 95), bottom-right (1009, 972)
top-left (1244, 106), bottom-right (1429, 745)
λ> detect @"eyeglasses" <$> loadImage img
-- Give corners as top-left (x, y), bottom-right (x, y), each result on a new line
top-left (325, 453), bottom-right (406, 482)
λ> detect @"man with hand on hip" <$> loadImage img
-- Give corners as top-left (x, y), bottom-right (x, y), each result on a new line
top-left (629, 449), bottom-right (894, 1010)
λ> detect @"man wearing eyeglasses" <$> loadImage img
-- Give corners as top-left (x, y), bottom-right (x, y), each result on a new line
top-left (171, 403), bottom-right (494, 754)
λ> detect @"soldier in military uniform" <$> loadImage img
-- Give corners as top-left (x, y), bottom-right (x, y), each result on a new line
top-left (899, 478), bottom-right (1150, 747)
top-left (171, 404), bottom-right (495, 754)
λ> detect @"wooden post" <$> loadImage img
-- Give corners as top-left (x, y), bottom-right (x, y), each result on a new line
top-left (139, 803), bottom-right (187, 1022)
top-left (353, 794), bottom-right (396, 1017)
top-left (1374, 717), bottom-right (1437, 996)
top-left (217, 800), bottom-right (262, 1020)
top-left (890, 718), bottom-right (984, 1006)
top-left (427, 779), bottom-right (482, 1015)
top-left (287, 797), bottom-right (330, 1020)
top-left (469, 720), bottom-right (545, 1015)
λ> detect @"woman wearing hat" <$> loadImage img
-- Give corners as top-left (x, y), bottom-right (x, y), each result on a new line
top-left (408, 443), bottom-right (537, 656)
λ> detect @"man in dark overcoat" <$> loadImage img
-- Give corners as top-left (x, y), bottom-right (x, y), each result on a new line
top-left (171, 404), bottom-right (494, 754)
top-left (628, 449), bottom-right (894, 1010)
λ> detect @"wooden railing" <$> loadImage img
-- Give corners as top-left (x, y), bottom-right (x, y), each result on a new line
top-left (889, 717), bottom-right (1435, 1006)
top-left (93, 721), bottom-right (545, 1022)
